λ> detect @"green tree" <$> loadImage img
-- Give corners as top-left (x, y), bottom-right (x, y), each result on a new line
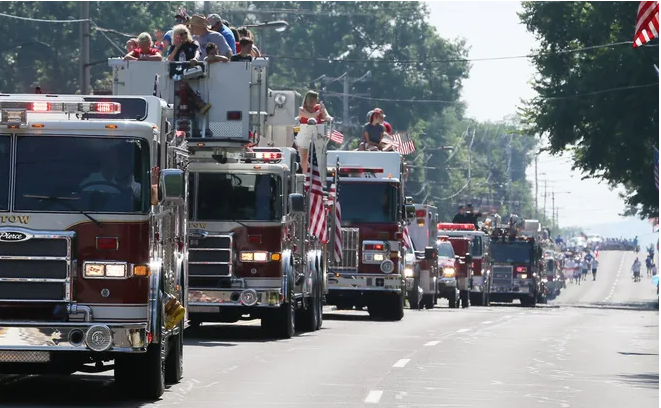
top-left (519, 1), bottom-right (659, 218)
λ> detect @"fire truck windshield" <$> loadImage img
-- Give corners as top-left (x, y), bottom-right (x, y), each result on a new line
top-left (471, 236), bottom-right (483, 256)
top-left (13, 136), bottom-right (150, 213)
top-left (332, 181), bottom-right (398, 224)
top-left (0, 136), bottom-right (8, 210)
top-left (190, 172), bottom-right (282, 221)
top-left (436, 242), bottom-right (455, 258)
top-left (491, 242), bottom-right (532, 264)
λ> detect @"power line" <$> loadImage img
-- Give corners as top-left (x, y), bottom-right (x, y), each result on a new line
top-left (0, 12), bottom-right (90, 23)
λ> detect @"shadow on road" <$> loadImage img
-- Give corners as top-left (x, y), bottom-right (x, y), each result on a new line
top-left (618, 351), bottom-right (659, 356)
top-left (185, 323), bottom-right (282, 345)
top-left (323, 312), bottom-right (373, 322)
top-left (617, 372), bottom-right (659, 389)
top-left (0, 374), bottom-right (153, 407)
top-left (562, 300), bottom-right (659, 312)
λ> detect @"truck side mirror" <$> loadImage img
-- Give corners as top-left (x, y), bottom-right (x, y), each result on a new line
top-left (424, 246), bottom-right (437, 260)
top-left (465, 253), bottom-right (473, 263)
top-left (288, 193), bottom-right (305, 214)
top-left (160, 169), bottom-right (185, 205)
top-left (405, 204), bottom-right (416, 220)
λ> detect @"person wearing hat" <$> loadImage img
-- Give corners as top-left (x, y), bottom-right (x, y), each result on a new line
top-left (207, 13), bottom-right (236, 54)
top-left (155, 11), bottom-right (190, 56)
top-left (188, 14), bottom-right (232, 60)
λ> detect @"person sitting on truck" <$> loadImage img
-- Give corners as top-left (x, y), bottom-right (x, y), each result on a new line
top-left (125, 38), bottom-right (138, 54)
top-left (297, 91), bottom-right (330, 174)
top-left (167, 24), bottom-right (200, 63)
top-left (464, 203), bottom-right (482, 229)
top-left (452, 205), bottom-right (467, 223)
top-left (207, 13), bottom-right (237, 54)
top-left (359, 108), bottom-right (386, 151)
top-left (189, 15), bottom-right (232, 60)
top-left (237, 26), bottom-right (261, 57)
top-left (231, 38), bottom-right (255, 62)
top-left (123, 32), bottom-right (163, 61)
top-left (204, 42), bottom-right (229, 63)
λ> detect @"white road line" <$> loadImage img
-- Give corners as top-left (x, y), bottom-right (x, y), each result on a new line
top-left (392, 359), bottom-right (410, 368)
top-left (481, 321), bottom-right (493, 325)
top-left (456, 328), bottom-right (470, 333)
top-left (364, 390), bottom-right (384, 404)
top-left (424, 340), bottom-right (441, 346)
top-left (603, 254), bottom-right (625, 302)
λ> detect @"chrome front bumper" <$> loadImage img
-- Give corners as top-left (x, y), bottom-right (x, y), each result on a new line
top-left (326, 272), bottom-right (403, 293)
top-left (471, 276), bottom-right (484, 292)
top-left (491, 278), bottom-right (535, 294)
top-left (188, 288), bottom-right (283, 311)
top-left (0, 322), bottom-right (147, 362)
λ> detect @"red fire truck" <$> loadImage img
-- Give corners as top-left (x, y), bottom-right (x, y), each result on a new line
top-left (0, 94), bottom-right (188, 399)
top-left (110, 58), bottom-right (328, 338)
top-left (437, 223), bottom-right (492, 306)
top-left (324, 151), bottom-right (415, 320)
top-left (405, 204), bottom-right (440, 309)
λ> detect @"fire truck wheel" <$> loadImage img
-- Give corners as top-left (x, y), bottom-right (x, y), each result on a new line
top-left (521, 294), bottom-right (537, 308)
top-left (262, 283), bottom-right (296, 339)
top-left (448, 290), bottom-right (459, 309)
top-left (295, 282), bottom-right (319, 332)
top-left (422, 294), bottom-right (435, 309)
top-left (460, 290), bottom-right (470, 308)
top-left (165, 322), bottom-right (184, 384)
top-left (408, 289), bottom-right (421, 310)
top-left (470, 292), bottom-right (486, 306)
top-left (115, 341), bottom-right (166, 399)
top-left (315, 272), bottom-right (324, 330)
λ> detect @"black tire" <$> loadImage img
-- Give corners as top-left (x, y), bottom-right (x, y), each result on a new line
top-left (460, 290), bottom-right (470, 308)
top-left (408, 289), bottom-right (421, 310)
top-left (422, 294), bottom-right (434, 309)
top-left (263, 279), bottom-right (295, 339)
top-left (448, 290), bottom-right (459, 309)
top-left (315, 269), bottom-right (324, 330)
top-left (470, 292), bottom-right (485, 306)
top-left (521, 294), bottom-right (537, 308)
top-left (387, 293), bottom-right (405, 321)
top-left (164, 322), bottom-right (184, 384)
top-left (296, 280), bottom-right (319, 332)
top-left (115, 341), bottom-right (166, 400)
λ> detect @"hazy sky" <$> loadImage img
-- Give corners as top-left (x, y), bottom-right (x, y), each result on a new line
top-left (426, 1), bottom-right (633, 228)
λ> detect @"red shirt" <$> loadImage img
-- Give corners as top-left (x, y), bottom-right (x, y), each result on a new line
top-left (236, 42), bottom-right (241, 53)
top-left (129, 48), bottom-right (160, 59)
top-left (299, 104), bottom-right (323, 124)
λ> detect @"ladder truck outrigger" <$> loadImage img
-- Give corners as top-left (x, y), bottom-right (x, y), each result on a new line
top-left (0, 92), bottom-right (189, 399)
top-left (324, 150), bottom-right (416, 320)
top-left (110, 57), bottom-right (329, 338)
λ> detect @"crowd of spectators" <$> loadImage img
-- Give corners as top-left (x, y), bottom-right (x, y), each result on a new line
top-left (123, 11), bottom-right (262, 66)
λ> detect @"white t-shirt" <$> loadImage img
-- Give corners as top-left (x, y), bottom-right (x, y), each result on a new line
top-left (591, 259), bottom-right (599, 269)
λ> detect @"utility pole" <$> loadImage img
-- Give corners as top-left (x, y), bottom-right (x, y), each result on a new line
top-left (342, 73), bottom-right (350, 132)
top-left (467, 129), bottom-right (474, 201)
top-left (506, 134), bottom-right (513, 211)
top-left (552, 191), bottom-right (556, 230)
top-left (534, 154), bottom-right (538, 219)
top-left (543, 180), bottom-right (547, 221)
top-left (203, 1), bottom-right (211, 15)
top-left (80, 1), bottom-right (91, 95)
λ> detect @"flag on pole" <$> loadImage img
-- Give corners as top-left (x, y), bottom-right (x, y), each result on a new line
top-left (595, 245), bottom-right (599, 258)
top-left (307, 142), bottom-right (328, 243)
top-left (402, 226), bottom-right (411, 250)
top-left (329, 183), bottom-right (343, 262)
top-left (633, 1), bottom-right (659, 48)
top-left (327, 128), bottom-right (344, 144)
top-left (654, 147), bottom-right (659, 190)
top-left (392, 132), bottom-right (416, 155)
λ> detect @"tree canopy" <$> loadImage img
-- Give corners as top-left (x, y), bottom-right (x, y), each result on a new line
top-left (519, 1), bottom-right (659, 219)
top-left (0, 1), bottom-right (541, 223)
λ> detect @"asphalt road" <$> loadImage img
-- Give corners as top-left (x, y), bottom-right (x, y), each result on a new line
top-left (0, 250), bottom-right (657, 408)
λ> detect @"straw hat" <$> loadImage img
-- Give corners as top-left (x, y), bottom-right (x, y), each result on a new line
top-left (188, 15), bottom-right (210, 29)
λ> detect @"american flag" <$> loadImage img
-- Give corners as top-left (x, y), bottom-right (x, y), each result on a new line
top-left (329, 181), bottom-right (343, 262)
top-left (327, 128), bottom-right (344, 144)
top-left (633, 1), bottom-right (659, 48)
top-left (307, 142), bottom-right (328, 243)
top-left (654, 147), bottom-right (659, 190)
top-left (402, 226), bottom-right (411, 250)
top-left (392, 132), bottom-right (416, 155)
top-left (595, 245), bottom-right (599, 258)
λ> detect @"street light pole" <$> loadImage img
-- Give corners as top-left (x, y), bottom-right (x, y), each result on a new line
top-left (80, 1), bottom-right (91, 95)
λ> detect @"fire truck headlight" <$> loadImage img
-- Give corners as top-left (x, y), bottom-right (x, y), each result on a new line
top-left (274, 93), bottom-right (287, 106)
top-left (519, 274), bottom-right (528, 279)
top-left (380, 260), bottom-right (394, 274)
top-left (404, 267), bottom-right (414, 278)
top-left (442, 268), bottom-right (455, 277)
top-left (83, 262), bottom-right (128, 278)
top-left (240, 251), bottom-right (269, 262)
top-left (85, 325), bottom-right (113, 352)
top-left (373, 254), bottom-right (385, 262)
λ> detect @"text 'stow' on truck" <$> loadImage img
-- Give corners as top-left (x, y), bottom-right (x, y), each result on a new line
top-left (324, 151), bottom-right (415, 321)
top-left (489, 216), bottom-right (545, 307)
top-left (404, 204), bottom-right (440, 310)
top-left (110, 57), bottom-right (327, 339)
top-left (0, 94), bottom-right (189, 399)
top-left (436, 223), bottom-right (492, 307)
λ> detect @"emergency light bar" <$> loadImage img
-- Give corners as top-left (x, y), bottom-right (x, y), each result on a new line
top-left (437, 223), bottom-right (476, 231)
top-left (415, 209), bottom-right (427, 218)
top-left (339, 166), bottom-right (384, 174)
top-left (243, 151), bottom-right (283, 161)
top-left (26, 101), bottom-right (121, 114)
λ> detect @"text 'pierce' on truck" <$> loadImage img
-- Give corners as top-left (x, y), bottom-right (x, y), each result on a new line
top-left (0, 94), bottom-right (189, 399)
top-left (324, 150), bottom-right (415, 321)
top-left (110, 58), bottom-right (327, 339)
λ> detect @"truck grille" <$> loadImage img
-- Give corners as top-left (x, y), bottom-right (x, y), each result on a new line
top-left (492, 265), bottom-right (513, 285)
top-left (188, 234), bottom-right (233, 278)
top-left (332, 228), bottom-right (359, 270)
top-left (0, 230), bottom-right (73, 302)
